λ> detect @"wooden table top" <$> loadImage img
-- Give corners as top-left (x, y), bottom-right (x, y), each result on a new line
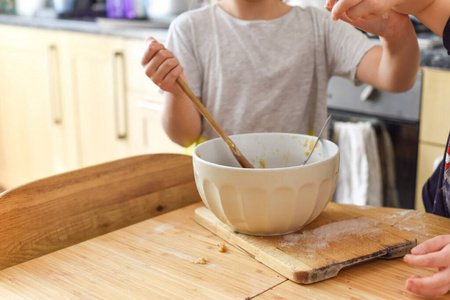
top-left (1, 201), bottom-right (449, 299)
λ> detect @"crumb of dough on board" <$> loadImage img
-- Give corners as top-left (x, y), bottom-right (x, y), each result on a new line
top-left (194, 257), bottom-right (207, 264)
top-left (217, 243), bottom-right (227, 252)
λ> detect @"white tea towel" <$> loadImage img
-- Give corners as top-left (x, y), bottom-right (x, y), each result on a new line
top-left (331, 121), bottom-right (383, 206)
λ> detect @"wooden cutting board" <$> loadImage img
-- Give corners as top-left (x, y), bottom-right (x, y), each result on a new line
top-left (194, 203), bottom-right (417, 284)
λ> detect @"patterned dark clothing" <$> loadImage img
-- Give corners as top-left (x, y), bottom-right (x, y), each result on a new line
top-left (422, 17), bottom-right (450, 217)
top-left (423, 133), bottom-right (450, 217)
top-left (444, 17), bottom-right (450, 55)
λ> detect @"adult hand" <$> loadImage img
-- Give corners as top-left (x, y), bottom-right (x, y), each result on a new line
top-left (325, 0), bottom-right (395, 23)
top-left (403, 235), bottom-right (450, 297)
top-left (324, 0), bottom-right (411, 40)
top-left (141, 37), bottom-right (184, 94)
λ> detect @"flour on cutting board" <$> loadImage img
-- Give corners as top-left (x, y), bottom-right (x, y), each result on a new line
top-left (384, 210), bottom-right (412, 219)
top-left (166, 250), bottom-right (196, 262)
top-left (393, 211), bottom-right (433, 236)
top-left (279, 218), bottom-right (381, 249)
top-left (382, 210), bottom-right (432, 236)
top-left (153, 223), bottom-right (174, 234)
top-left (396, 223), bottom-right (427, 234)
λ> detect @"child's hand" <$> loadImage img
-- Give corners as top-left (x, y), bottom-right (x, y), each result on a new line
top-left (141, 37), bottom-right (184, 94)
top-left (403, 235), bottom-right (450, 297)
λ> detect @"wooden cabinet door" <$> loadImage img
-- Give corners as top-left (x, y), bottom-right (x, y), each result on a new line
top-left (124, 39), bottom-right (161, 97)
top-left (127, 93), bottom-right (184, 155)
top-left (415, 68), bottom-right (450, 211)
top-left (419, 68), bottom-right (450, 145)
top-left (415, 143), bottom-right (445, 211)
top-left (59, 33), bottom-right (130, 168)
top-left (124, 39), bottom-right (184, 156)
top-left (0, 26), bottom-right (68, 189)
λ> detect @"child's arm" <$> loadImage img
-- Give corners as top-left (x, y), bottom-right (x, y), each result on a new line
top-left (347, 11), bottom-right (420, 92)
top-left (141, 37), bottom-right (202, 147)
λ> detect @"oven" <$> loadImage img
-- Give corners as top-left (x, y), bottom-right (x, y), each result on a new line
top-left (326, 71), bottom-right (422, 209)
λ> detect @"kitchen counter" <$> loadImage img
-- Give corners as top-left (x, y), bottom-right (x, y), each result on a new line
top-left (1, 153), bottom-right (450, 299)
top-left (0, 14), bottom-right (169, 41)
top-left (1, 201), bottom-right (449, 298)
top-left (1, 13), bottom-right (450, 69)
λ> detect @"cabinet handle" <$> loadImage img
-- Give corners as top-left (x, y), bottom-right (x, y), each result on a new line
top-left (48, 45), bottom-right (62, 124)
top-left (113, 52), bottom-right (127, 139)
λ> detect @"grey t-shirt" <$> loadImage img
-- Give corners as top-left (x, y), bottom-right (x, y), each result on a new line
top-left (166, 4), bottom-right (377, 141)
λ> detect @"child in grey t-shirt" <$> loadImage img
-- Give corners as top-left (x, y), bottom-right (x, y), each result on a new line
top-left (141, 0), bottom-right (419, 148)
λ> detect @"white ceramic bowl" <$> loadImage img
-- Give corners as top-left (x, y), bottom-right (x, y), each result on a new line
top-left (193, 132), bottom-right (340, 236)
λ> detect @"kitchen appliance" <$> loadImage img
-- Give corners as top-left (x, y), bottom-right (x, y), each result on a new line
top-left (54, 0), bottom-right (75, 13)
top-left (327, 71), bottom-right (422, 209)
top-left (144, 0), bottom-right (202, 23)
top-left (54, 0), bottom-right (106, 18)
top-left (106, 0), bottom-right (145, 19)
top-left (0, 0), bottom-right (15, 14)
top-left (195, 203), bottom-right (416, 284)
top-left (15, 0), bottom-right (45, 16)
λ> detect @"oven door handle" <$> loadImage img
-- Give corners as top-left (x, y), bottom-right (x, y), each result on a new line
top-left (360, 85), bottom-right (375, 101)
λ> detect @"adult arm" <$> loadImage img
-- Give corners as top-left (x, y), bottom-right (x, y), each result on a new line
top-left (395, 0), bottom-right (450, 36)
top-left (327, 0), bottom-right (450, 37)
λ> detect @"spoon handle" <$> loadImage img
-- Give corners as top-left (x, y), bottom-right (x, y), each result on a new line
top-left (176, 77), bottom-right (254, 168)
top-left (302, 115), bottom-right (332, 165)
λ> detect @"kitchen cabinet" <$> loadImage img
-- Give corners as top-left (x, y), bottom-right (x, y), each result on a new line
top-left (58, 32), bottom-right (131, 168)
top-left (415, 68), bottom-right (450, 211)
top-left (419, 68), bottom-right (450, 145)
top-left (0, 25), bottom-right (182, 189)
top-left (124, 40), bottom-right (184, 155)
top-left (415, 143), bottom-right (445, 211)
top-left (0, 25), bottom-right (69, 189)
top-left (127, 92), bottom-right (184, 155)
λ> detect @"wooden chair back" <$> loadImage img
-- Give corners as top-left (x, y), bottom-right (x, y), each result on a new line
top-left (0, 153), bottom-right (201, 270)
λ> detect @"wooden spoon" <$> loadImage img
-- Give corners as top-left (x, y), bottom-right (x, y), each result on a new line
top-left (176, 77), bottom-right (254, 168)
